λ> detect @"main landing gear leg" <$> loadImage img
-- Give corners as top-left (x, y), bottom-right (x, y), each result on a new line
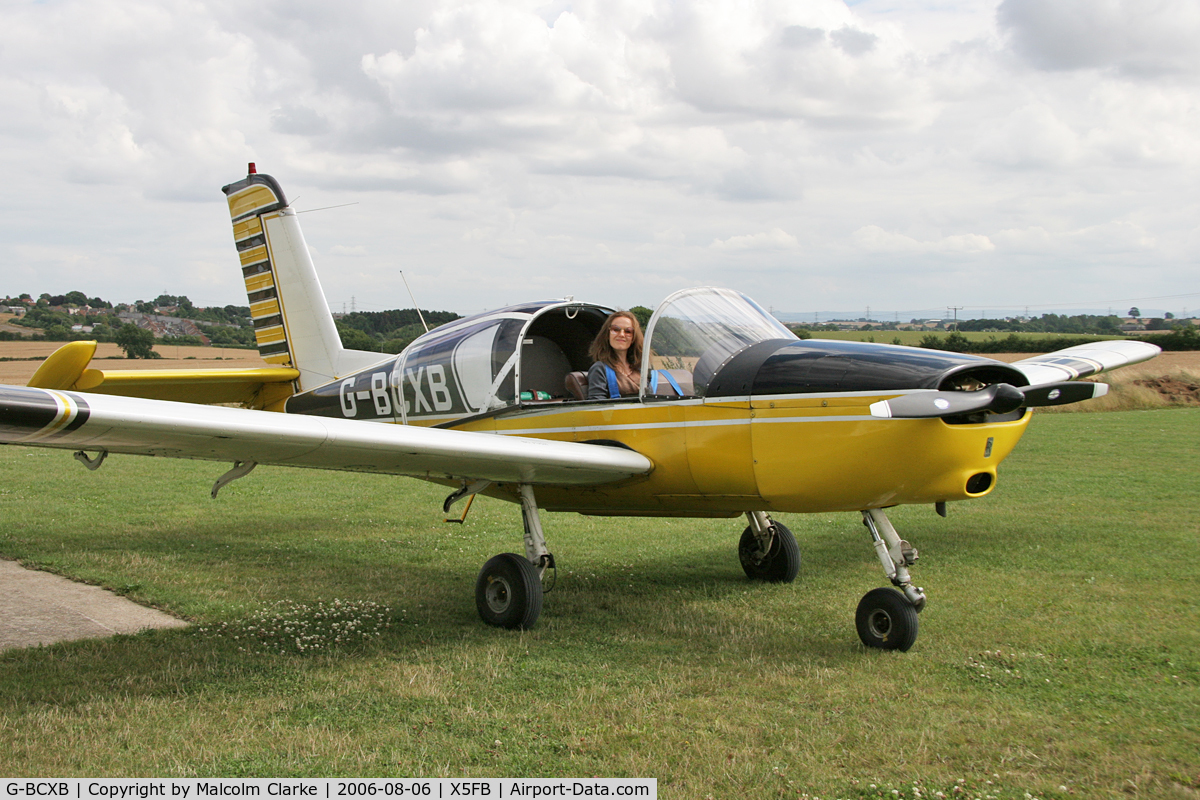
top-left (474, 484), bottom-right (552, 630)
top-left (739, 511), bottom-right (800, 583)
top-left (856, 508), bottom-right (925, 652)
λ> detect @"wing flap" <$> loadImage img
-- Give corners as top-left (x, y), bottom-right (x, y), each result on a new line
top-left (1010, 340), bottom-right (1160, 387)
top-left (0, 386), bottom-right (653, 486)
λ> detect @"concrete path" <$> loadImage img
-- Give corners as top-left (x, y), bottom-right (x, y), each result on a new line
top-left (0, 559), bottom-right (189, 652)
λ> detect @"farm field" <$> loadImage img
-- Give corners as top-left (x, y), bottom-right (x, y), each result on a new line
top-left (0, 409), bottom-right (1196, 797)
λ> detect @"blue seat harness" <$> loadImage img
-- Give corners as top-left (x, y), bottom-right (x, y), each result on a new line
top-left (604, 366), bottom-right (683, 398)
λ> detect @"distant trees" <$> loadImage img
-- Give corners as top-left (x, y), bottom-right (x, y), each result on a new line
top-left (335, 308), bottom-right (461, 353)
top-left (954, 313), bottom-right (1122, 335)
top-left (153, 294), bottom-right (193, 313)
top-left (336, 324), bottom-right (381, 352)
top-left (32, 290), bottom-right (113, 309)
top-left (629, 306), bottom-right (653, 331)
top-left (785, 325), bottom-right (812, 340)
top-left (115, 324), bottom-right (160, 359)
top-left (1143, 323), bottom-right (1199, 351)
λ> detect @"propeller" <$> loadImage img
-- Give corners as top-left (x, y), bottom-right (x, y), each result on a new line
top-left (869, 381), bottom-right (1108, 419)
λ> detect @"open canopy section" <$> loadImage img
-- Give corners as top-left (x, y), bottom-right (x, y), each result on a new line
top-left (394, 300), bottom-right (613, 420)
top-left (643, 288), bottom-right (797, 397)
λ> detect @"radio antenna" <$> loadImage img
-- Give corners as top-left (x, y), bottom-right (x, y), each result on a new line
top-left (400, 271), bottom-right (429, 333)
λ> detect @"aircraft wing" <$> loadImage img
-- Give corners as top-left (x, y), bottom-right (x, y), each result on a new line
top-left (0, 385), bottom-right (653, 486)
top-left (1009, 340), bottom-right (1161, 386)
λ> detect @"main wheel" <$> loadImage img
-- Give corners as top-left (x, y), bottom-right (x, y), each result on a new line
top-left (475, 553), bottom-right (544, 630)
top-left (738, 522), bottom-right (800, 583)
top-left (855, 587), bottom-right (919, 651)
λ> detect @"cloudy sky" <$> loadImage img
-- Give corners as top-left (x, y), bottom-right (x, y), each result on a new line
top-left (2, 0), bottom-right (1198, 320)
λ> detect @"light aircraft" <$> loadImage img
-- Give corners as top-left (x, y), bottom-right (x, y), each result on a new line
top-left (0, 166), bottom-right (1160, 651)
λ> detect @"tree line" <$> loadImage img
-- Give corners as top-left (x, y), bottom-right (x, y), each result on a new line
top-left (914, 327), bottom-right (1198, 353)
top-left (334, 308), bottom-right (462, 353)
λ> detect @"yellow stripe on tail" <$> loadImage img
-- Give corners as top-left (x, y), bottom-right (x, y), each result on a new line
top-left (223, 169), bottom-right (293, 366)
top-left (221, 165), bottom-right (386, 392)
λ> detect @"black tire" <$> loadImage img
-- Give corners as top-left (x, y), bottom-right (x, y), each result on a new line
top-left (475, 553), bottom-right (543, 630)
top-left (738, 522), bottom-right (800, 583)
top-left (855, 587), bottom-right (919, 652)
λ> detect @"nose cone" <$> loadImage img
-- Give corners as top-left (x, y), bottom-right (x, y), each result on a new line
top-left (989, 383), bottom-right (1025, 414)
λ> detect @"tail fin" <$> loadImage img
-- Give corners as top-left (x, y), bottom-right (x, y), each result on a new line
top-left (222, 165), bottom-right (381, 391)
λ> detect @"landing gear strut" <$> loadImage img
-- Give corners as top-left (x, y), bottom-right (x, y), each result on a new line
top-left (856, 508), bottom-right (925, 651)
top-left (474, 484), bottom-right (552, 630)
top-left (739, 511), bottom-right (800, 582)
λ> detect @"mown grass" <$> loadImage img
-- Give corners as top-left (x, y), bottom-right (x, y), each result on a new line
top-left (0, 410), bottom-right (1197, 798)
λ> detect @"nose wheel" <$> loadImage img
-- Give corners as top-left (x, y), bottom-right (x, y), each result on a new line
top-left (855, 587), bottom-right (919, 651)
top-left (858, 508), bottom-right (926, 651)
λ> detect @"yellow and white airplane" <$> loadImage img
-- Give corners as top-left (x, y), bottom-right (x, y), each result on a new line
top-left (0, 167), bottom-right (1160, 651)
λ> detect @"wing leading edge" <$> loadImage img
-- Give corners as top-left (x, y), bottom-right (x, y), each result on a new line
top-left (0, 385), bottom-right (653, 486)
top-left (1010, 340), bottom-right (1161, 387)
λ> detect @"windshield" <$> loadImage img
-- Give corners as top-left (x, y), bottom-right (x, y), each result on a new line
top-left (643, 287), bottom-right (796, 397)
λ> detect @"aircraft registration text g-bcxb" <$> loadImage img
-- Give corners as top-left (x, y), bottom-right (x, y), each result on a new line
top-left (1, 782), bottom-right (656, 800)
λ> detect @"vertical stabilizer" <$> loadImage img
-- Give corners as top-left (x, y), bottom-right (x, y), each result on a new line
top-left (222, 167), bottom-right (381, 391)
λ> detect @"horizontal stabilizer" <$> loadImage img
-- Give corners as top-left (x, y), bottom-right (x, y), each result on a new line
top-left (28, 341), bottom-right (298, 410)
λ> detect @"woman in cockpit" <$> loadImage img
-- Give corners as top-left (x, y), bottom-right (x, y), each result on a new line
top-left (587, 311), bottom-right (643, 399)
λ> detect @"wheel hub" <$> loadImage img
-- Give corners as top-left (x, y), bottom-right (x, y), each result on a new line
top-left (866, 609), bottom-right (893, 639)
top-left (484, 576), bottom-right (512, 613)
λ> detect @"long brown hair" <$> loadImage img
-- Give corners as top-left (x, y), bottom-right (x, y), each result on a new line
top-left (588, 311), bottom-right (644, 371)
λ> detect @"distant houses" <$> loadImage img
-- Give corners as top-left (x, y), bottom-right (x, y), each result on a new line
top-left (117, 312), bottom-right (211, 344)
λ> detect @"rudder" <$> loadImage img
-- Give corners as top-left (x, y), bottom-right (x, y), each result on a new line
top-left (222, 165), bottom-right (380, 392)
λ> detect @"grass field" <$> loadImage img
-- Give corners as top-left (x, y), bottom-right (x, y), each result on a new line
top-left (0, 409), bottom-right (1196, 797)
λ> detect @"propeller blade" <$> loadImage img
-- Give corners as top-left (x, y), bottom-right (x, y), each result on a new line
top-left (870, 383), bottom-right (1025, 419)
top-left (1021, 381), bottom-right (1108, 407)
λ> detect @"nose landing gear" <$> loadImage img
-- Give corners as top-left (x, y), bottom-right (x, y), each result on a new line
top-left (857, 508), bottom-right (925, 651)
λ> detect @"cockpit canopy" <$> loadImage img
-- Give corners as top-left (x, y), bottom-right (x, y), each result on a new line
top-left (294, 286), bottom-right (1025, 426)
top-left (390, 287), bottom-right (794, 422)
top-left (643, 287), bottom-right (797, 397)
